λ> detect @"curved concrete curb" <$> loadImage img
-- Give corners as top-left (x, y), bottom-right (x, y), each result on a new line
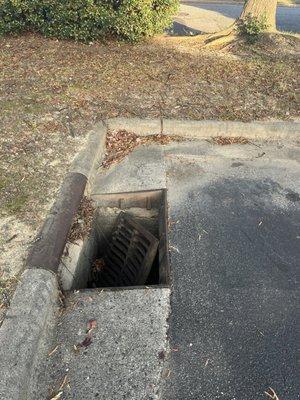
top-left (0, 269), bottom-right (58, 400)
top-left (0, 123), bottom-right (107, 400)
top-left (27, 122), bottom-right (107, 272)
top-left (70, 122), bottom-right (107, 181)
top-left (27, 171), bottom-right (87, 271)
top-left (107, 117), bottom-right (300, 141)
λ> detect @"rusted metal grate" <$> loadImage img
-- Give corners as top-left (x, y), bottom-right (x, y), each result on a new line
top-left (95, 212), bottom-right (159, 287)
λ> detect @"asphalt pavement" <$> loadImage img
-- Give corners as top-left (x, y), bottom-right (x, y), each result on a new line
top-left (162, 141), bottom-right (300, 399)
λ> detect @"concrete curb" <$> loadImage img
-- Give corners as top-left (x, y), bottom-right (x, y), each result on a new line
top-left (107, 117), bottom-right (300, 141)
top-left (70, 122), bottom-right (107, 183)
top-left (0, 269), bottom-right (58, 400)
top-left (27, 171), bottom-right (87, 271)
top-left (27, 122), bottom-right (107, 272)
top-left (0, 123), bottom-right (107, 400)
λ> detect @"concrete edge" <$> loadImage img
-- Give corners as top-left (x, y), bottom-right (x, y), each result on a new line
top-left (0, 268), bottom-right (58, 400)
top-left (27, 122), bottom-right (107, 273)
top-left (26, 171), bottom-right (87, 271)
top-left (69, 121), bottom-right (107, 180)
top-left (107, 117), bottom-right (300, 141)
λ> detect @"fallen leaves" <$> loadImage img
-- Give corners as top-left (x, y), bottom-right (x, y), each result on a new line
top-left (264, 387), bottom-right (280, 400)
top-left (102, 129), bottom-right (174, 169)
top-left (212, 136), bottom-right (250, 146)
top-left (79, 336), bottom-right (92, 348)
top-left (69, 197), bottom-right (95, 243)
top-left (50, 391), bottom-right (63, 400)
top-left (87, 318), bottom-right (97, 332)
top-left (77, 318), bottom-right (97, 349)
top-left (169, 245), bottom-right (180, 254)
top-left (90, 258), bottom-right (106, 284)
top-left (1, 33), bottom-right (299, 230)
top-left (92, 259), bottom-right (106, 272)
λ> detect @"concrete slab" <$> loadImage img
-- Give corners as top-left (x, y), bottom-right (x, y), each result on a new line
top-left (92, 144), bottom-right (166, 195)
top-left (35, 288), bottom-right (170, 400)
top-left (161, 151), bottom-right (300, 399)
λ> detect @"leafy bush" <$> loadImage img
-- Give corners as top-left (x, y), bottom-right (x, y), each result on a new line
top-left (238, 14), bottom-right (269, 43)
top-left (0, 0), bottom-right (27, 35)
top-left (112, 0), bottom-right (178, 41)
top-left (0, 0), bottom-right (179, 41)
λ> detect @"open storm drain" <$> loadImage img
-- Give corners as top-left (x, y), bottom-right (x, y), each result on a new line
top-left (60, 189), bottom-right (170, 290)
top-left (90, 212), bottom-right (159, 287)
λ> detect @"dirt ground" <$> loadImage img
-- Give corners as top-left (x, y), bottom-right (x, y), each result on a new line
top-left (0, 32), bottom-right (299, 307)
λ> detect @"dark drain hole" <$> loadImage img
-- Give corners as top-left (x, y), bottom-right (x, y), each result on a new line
top-left (88, 212), bottom-right (159, 288)
top-left (65, 189), bottom-right (170, 290)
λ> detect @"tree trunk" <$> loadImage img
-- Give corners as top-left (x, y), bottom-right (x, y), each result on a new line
top-left (204, 0), bottom-right (277, 46)
top-left (240, 0), bottom-right (277, 31)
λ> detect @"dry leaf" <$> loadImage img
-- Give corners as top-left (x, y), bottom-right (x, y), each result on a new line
top-left (50, 391), bottom-right (63, 400)
top-left (79, 336), bottom-right (92, 348)
top-left (264, 387), bottom-right (280, 400)
top-left (87, 319), bottom-right (97, 331)
top-left (59, 375), bottom-right (69, 391)
top-left (212, 136), bottom-right (249, 146)
top-left (48, 345), bottom-right (59, 357)
top-left (163, 369), bottom-right (171, 379)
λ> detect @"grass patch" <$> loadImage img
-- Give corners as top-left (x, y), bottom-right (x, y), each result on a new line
top-left (0, 276), bottom-right (19, 311)
top-left (5, 194), bottom-right (28, 214)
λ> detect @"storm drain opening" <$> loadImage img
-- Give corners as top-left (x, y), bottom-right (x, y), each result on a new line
top-left (64, 189), bottom-right (170, 290)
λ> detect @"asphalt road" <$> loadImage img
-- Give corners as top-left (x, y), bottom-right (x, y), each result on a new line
top-left (162, 141), bottom-right (300, 400)
top-left (183, 1), bottom-right (300, 32)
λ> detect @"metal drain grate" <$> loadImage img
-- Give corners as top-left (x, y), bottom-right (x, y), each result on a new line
top-left (96, 212), bottom-right (159, 287)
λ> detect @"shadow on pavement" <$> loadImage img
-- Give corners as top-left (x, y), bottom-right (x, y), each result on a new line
top-left (167, 21), bottom-right (202, 36)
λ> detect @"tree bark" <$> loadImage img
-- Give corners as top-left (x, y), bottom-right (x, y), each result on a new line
top-left (240, 0), bottom-right (277, 31)
top-left (204, 0), bottom-right (277, 46)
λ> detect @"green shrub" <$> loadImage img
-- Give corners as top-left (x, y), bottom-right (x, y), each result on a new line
top-left (0, 0), bottom-right (27, 35)
top-left (0, 0), bottom-right (179, 41)
top-left (238, 14), bottom-right (268, 43)
top-left (112, 0), bottom-right (178, 41)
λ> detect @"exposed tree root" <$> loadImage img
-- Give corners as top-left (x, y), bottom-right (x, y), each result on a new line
top-left (201, 23), bottom-right (240, 49)
top-left (205, 23), bottom-right (237, 43)
top-left (204, 21), bottom-right (239, 47)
